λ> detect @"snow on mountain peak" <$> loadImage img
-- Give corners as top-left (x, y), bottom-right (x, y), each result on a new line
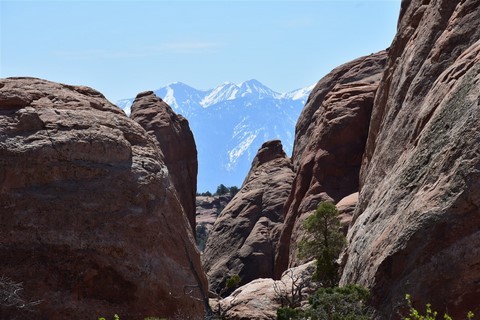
top-left (281, 84), bottom-right (315, 104)
top-left (116, 80), bottom-right (314, 116)
top-left (200, 82), bottom-right (240, 107)
top-left (237, 79), bottom-right (281, 99)
top-left (163, 86), bottom-right (177, 108)
top-left (199, 79), bottom-right (286, 107)
top-left (115, 80), bottom-right (314, 192)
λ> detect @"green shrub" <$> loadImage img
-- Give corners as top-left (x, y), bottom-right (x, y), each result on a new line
top-left (277, 284), bottom-right (372, 320)
top-left (277, 306), bottom-right (305, 320)
top-left (404, 294), bottom-right (475, 320)
top-left (307, 284), bottom-right (372, 320)
top-left (225, 274), bottom-right (241, 290)
top-left (215, 184), bottom-right (229, 195)
top-left (298, 201), bottom-right (346, 287)
top-left (229, 186), bottom-right (239, 197)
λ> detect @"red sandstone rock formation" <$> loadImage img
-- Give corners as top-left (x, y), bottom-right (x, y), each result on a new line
top-left (336, 192), bottom-right (358, 234)
top-left (340, 0), bottom-right (480, 317)
top-left (0, 78), bottom-right (208, 319)
top-left (195, 194), bottom-right (233, 251)
top-left (202, 140), bottom-right (294, 293)
top-left (274, 51), bottom-right (387, 277)
top-left (130, 91), bottom-right (198, 235)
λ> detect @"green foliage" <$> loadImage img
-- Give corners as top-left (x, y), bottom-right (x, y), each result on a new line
top-left (213, 274), bottom-right (242, 318)
top-left (225, 274), bottom-right (241, 290)
top-left (298, 201), bottom-right (346, 287)
top-left (277, 306), bottom-right (305, 320)
top-left (215, 184), bottom-right (229, 195)
top-left (404, 294), bottom-right (475, 320)
top-left (277, 285), bottom-right (372, 320)
top-left (229, 186), bottom-right (239, 197)
top-left (197, 191), bottom-right (213, 197)
top-left (209, 184), bottom-right (239, 197)
top-left (277, 203), bottom-right (369, 319)
top-left (307, 285), bottom-right (372, 320)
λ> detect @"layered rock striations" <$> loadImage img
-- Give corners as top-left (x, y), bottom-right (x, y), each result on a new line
top-left (0, 78), bottom-right (207, 319)
top-left (202, 140), bottom-right (294, 293)
top-left (274, 51), bottom-right (388, 276)
top-left (130, 91), bottom-right (198, 234)
top-left (340, 0), bottom-right (480, 317)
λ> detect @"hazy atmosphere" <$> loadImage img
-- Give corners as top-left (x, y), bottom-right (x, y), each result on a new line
top-left (1, 0), bottom-right (401, 102)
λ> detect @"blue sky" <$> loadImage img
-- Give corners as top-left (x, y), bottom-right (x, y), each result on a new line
top-left (1, 0), bottom-right (401, 102)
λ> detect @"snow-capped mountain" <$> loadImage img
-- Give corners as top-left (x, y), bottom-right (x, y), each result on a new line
top-left (117, 79), bottom-right (312, 192)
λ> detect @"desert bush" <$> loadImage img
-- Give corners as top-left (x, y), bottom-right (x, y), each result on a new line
top-left (277, 284), bottom-right (372, 320)
top-left (404, 294), bottom-right (475, 320)
top-left (211, 274), bottom-right (241, 319)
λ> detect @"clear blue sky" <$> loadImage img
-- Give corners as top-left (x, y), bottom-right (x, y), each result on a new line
top-left (1, 0), bottom-right (401, 102)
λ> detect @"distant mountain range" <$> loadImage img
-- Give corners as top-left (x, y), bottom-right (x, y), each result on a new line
top-left (117, 79), bottom-right (313, 192)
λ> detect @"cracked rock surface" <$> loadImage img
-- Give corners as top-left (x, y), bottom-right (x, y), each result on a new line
top-left (340, 0), bottom-right (480, 317)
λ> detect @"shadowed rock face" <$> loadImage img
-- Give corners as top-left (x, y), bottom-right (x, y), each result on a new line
top-left (130, 91), bottom-right (198, 235)
top-left (0, 78), bottom-right (207, 319)
top-left (202, 140), bottom-right (294, 293)
top-left (274, 51), bottom-right (388, 277)
top-left (340, 0), bottom-right (480, 317)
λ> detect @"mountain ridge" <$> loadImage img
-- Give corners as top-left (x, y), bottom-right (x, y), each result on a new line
top-left (117, 79), bottom-right (313, 115)
top-left (117, 80), bottom-right (313, 192)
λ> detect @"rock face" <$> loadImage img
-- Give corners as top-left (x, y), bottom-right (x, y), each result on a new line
top-left (130, 91), bottom-right (198, 234)
top-left (202, 140), bottom-right (295, 293)
top-left (195, 194), bottom-right (233, 251)
top-left (274, 51), bottom-right (388, 276)
top-left (196, 194), bottom-right (233, 227)
top-left (0, 78), bottom-right (207, 319)
top-left (340, 0), bottom-right (480, 317)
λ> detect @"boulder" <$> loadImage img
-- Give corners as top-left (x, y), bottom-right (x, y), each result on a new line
top-left (336, 192), bottom-right (358, 234)
top-left (274, 51), bottom-right (388, 277)
top-left (340, 0), bottom-right (480, 317)
top-left (0, 78), bottom-right (208, 319)
top-left (130, 91), bottom-right (198, 234)
top-left (202, 140), bottom-right (294, 293)
top-left (214, 262), bottom-right (315, 320)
